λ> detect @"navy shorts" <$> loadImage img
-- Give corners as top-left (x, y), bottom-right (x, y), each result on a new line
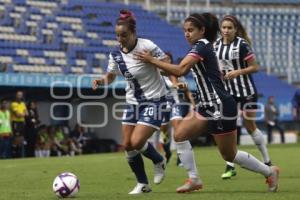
top-left (196, 97), bottom-right (237, 135)
top-left (122, 97), bottom-right (167, 130)
top-left (171, 102), bottom-right (191, 120)
top-left (233, 94), bottom-right (258, 110)
top-left (161, 97), bottom-right (174, 125)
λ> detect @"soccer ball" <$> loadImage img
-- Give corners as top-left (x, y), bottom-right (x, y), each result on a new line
top-left (52, 172), bottom-right (80, 198)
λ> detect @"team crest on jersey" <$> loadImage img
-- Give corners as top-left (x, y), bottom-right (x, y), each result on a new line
top-left (231, 48), bottom-right (239, 59)
top-left (114, 55), bottom-right (122, 62)
top-left (220, 60), bottom-right (233, 70)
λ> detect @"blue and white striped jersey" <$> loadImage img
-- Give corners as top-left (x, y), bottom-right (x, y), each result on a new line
top-left (107, 38), bottom-right (168, 104)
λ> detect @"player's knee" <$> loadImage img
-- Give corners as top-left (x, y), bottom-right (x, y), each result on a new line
top-left (123, 142), bottom-right (133, 151)
top-left (130, 140), bottom-right (144, 150)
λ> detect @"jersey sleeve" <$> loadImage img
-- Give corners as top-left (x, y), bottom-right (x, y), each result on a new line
top-left (240, 41), bottom-right (255, 61)
top-left (187, 42), bottom-right (206, 61)
top-left (106, 53), bottom-right (120, 74)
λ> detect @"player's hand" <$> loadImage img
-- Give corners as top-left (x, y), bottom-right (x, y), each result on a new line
top-left (224, 70), bottom-right (241, 80)
top-left (135, 50), bottom-right (153, 63)
top-left (176, 82), bottom-right (188, 90)
top-left (92, 79), bottom-right (103, 90)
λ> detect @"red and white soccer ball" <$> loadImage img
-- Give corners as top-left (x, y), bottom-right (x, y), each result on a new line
top-left (52, 172), bottom-right (80, 198)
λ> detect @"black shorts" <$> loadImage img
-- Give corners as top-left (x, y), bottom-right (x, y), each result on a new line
top-left (233, 94), bottom-right (258, 110)
top-left (12, 121), bottom-right (25, 136)
top-left (196, 97), bottom-right (237, 135)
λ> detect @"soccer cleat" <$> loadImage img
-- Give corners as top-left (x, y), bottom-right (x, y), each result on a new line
top-left (221, 165), bottom-right (237, 180)
top-left (265, 161), bottom-right (272, 166)
top-left (176, 178), bottom-right (203, 193)
top-left (153, 159), bottom-right (166, 184)
top-left (266, 166), bottom-right (280, 192)
top-left (221, 169), bottom-right (237, 179)
top-left (128, 183), bottom-right (152, 194)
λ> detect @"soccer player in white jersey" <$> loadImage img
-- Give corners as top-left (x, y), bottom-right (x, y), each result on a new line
top-left (136, 12), bottom-right (279, 193)
top-left (215, 15), bottom-right (272, 179)
top-left (92, 10), bottom-right (167, 194)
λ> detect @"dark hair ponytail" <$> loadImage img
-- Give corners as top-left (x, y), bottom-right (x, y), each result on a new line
top-left (116, 9), bottom-right (136, 33)
top-left (222, 15), bottom-right (252, 45)
top-left (201, 12), bottom-right (219, 43)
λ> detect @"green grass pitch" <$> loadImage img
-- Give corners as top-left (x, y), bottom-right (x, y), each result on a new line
top-left (0, 144), bottom-right (299, 200)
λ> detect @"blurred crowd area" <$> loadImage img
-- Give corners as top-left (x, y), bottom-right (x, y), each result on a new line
top-left (0, 90), bottom-right (119, 159)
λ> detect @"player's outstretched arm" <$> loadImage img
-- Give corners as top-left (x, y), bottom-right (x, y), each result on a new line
top-left (92, 72), bottom-right (116, 90)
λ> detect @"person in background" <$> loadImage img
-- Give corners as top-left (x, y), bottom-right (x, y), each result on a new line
top-left (35, 125), bottom-right (51, 157)
top-left (25, 101), bottom-right (40, 157)
top-left (215, 15), bottom-right (272, 179)
top-left (0, 99), bottom-right (12, 159)
top-left (265, 96), bottom-right (285, 144)
top-left (10, 91), bottom-right (28, 158)
top-left (70, 124), bottom-right (89, 155)
top-left (292, 88), bottom-right (300, 121)
top-left (292, 88), bottom-right (300, 133)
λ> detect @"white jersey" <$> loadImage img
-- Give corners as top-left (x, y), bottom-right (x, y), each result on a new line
top-left (163, 76), bottom-right (187, 103)
top-left (107, 38), bottom-right (168, 104)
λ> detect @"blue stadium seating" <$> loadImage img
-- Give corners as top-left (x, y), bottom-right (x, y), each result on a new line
top-left (0, 0), bottom-right (298, 98)
top-left (167, 6), bottom-right (300, 84)
top-left (0, 0), bottom-right (189, 74)
top-left (233, 0), bottom-right (300, 4)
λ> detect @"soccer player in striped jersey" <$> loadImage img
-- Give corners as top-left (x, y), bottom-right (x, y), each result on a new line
top-left (215, 15), bottom-right (272, 179)
top-left (92, 10), bottom-right (167, 194)
top-left (136, 12), bottom-right (279, 192)
top-left (160, 52), bottom-right (202, 193)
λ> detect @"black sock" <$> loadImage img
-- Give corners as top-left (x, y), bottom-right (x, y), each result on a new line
top-left (127, 153), bottom-right (148, 184)
top-left (141, 142), bottom-right (163, 164)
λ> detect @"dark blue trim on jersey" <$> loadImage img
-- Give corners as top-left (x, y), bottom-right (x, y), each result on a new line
top-left (111, 50), bottom-right (146, 102)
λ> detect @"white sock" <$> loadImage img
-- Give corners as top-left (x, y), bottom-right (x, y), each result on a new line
top-left (233, 150), bottom-right (272, 177)
top-left (34, 150), bottom-right (40, 157)
top-left (176, 141), bottom-right (199, 179)
top-left (45, 150), bottom-right (50, 157)
top-left (226, 161), bottom-right (235, 168)
top-left (250, 128), bottom-right (270, 163)
top-left (38, 150), bottom-right (43, 157)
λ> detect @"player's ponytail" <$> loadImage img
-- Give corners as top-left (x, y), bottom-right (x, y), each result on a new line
top-left (202, 12), bottom-right (219, 43)
top-left (116, 9), bottom-right (136, 33)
